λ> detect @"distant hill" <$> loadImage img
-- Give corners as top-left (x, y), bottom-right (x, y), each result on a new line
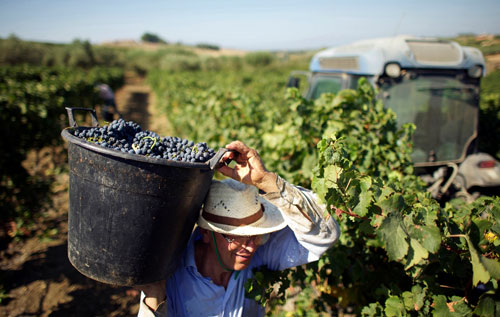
top-left (450, 34), bottom-right (500, 71)
top-left (450, 34), bottom-right (500, 55)
top-left (99, 40), bottom-right (247, 57)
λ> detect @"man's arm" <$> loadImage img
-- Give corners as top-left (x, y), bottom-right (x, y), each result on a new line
top-left (218, 141), bottom-right (340, 258)
top-left (263, 175), bottom-right (339, 256)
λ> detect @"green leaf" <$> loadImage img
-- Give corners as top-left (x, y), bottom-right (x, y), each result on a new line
top-left (378, 193), bottom-right (405, 215)
top-left (474, 296), bottom-right (496, 317)
top-left (402, 291), bottom-right (414, 311)
top-left (401, 286), bottom-right (426, 312)
top-left (361, 303), bottom-right (384, 317)
top-left (324, 164), bottom-right (342, 186)
top-left (311, 177), bottom-right (328, 204)
top-left (359, 175), bottom-right (372, 191)
top-left (480, 256), bottom-right (500, 280)
top-left (432, 295), bottom-right (454, 317)
top-left (405, 238), bottom-right (429, 269)
top-left (374, 185), bottom-right (396, 205)
top-left (378, 212), bottom-right (409, 261)
top-left (384, 296), bottom-right (406, 317)
top-left (300, 153), bottom-right (317, 180)
top-left (255, 271), bottom-right (264, 283)
top-left (449, 296), bottom-right (473, 315)
top-left (490, 200), bottom-right (500, 220)
top-left (464, 235), bottom-right (491, 286)
top-left (411, 285), bottom-right (426, 312)
top-left (353, 188), bottom-right (372, 217)
top-left (410, 225), bottom-right (442, 253)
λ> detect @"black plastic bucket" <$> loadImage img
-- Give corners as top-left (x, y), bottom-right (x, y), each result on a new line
top-left (61, 107), bottom-right (227, 286)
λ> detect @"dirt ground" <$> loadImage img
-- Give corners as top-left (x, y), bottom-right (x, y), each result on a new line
top-left (486, 53), bottom-right (500, 73)
top-left (0, 73), bottom-right (156, 317)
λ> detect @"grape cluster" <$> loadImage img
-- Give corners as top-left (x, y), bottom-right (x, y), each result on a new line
top-left (70, 119), bottom-right (216, 163)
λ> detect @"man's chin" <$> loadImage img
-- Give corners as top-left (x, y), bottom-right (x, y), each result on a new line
top-left (234, 255), bottom-right (253, 270)
top-left (234, 264), bottom-right (250, 271)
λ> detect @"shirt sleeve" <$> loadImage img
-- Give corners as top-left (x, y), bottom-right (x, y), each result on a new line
top-left (137, 291), bottom-right (168, 317)
top-left (256, 174), bottom-right (340, 270)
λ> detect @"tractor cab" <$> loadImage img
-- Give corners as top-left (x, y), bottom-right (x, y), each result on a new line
top-left (288, 35), bottom-right (500, 200)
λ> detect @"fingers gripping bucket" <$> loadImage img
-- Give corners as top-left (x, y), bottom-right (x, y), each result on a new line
top-left (61, 108), bottom-right (227, 286)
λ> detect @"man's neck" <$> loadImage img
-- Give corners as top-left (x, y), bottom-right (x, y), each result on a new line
top-left (194, 240), bottom-right (232, 288)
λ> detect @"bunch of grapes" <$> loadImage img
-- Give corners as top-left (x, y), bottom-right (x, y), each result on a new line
top-left (70, 119), bottom-right (216, 163)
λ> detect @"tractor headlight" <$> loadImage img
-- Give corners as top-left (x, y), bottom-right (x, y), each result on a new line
top-left (385, 63), bottom-right (401, 78)
top-left (467, 65), bottom-right (483, 78)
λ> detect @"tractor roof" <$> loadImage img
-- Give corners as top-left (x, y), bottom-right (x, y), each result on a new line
top-left (310, 35), bottom-right (485, 76)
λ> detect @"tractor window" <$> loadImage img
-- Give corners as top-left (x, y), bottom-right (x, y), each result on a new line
top-left (308, 76), bottom-right (343, 99)
top-left (380, 75), bottom-right (478, 163)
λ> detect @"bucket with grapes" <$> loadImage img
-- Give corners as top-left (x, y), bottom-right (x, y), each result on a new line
top-left (61, 107), bottom-right (229, 285)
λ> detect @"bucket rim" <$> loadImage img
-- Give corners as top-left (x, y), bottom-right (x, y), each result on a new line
top-left (61, 127), bottom-right (213, 169)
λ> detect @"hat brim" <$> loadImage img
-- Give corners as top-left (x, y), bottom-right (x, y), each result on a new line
top-left (197, 197), bottom-right (287, 236)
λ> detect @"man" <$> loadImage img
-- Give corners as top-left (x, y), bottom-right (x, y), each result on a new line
top-left (138, 140), bottom-right (340, 316)
top-left (96, 83), bottom-right (121, 122)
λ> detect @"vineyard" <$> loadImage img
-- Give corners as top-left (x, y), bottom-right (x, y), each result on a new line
top-left (148, 69), bottom-right (500, 316)
top-left (1, 36), bottom-right (500, 316)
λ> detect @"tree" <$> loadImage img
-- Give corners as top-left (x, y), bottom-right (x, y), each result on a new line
top-left (141, 32), bottom-right (167, 44)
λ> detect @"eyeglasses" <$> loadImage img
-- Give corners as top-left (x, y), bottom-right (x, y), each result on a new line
top-left (221, 233), bottom-right (270, 246)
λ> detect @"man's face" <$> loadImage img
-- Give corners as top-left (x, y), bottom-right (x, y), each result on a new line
top-left (213, 232), bottom-right (261, 271)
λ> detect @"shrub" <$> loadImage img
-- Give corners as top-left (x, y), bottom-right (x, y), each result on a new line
top-left (244, 51), bottom-right (276, 67)
top-left (196, 43), bottom-right (220, 51)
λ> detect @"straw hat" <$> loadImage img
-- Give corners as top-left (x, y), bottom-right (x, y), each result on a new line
top-left (197, 179), bottom-right (287, 236)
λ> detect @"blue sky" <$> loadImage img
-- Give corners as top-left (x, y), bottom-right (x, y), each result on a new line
top-left (1, 0), bottom-right (499, 51)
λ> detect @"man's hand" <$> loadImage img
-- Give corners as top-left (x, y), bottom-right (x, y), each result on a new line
top-left (136, 280), bottom-right (166, 311)
top-left (217, 141), bottom-right (279, 193)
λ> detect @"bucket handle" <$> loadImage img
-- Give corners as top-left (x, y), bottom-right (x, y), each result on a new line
top-left (208, 148), bottom-right (238, 170)
top-left (65, 107), bottom-right (100, 128)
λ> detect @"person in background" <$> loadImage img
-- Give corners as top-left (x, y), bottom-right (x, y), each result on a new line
top-left (138, 140), bottom-right (340, 317)
top-left (96, 83), bottom-right (122, 122)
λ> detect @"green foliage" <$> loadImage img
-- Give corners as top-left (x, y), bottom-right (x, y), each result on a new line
top-left (479, 70), bottom-right (500, 159)
top-left (0, 34), bottom-right (49, 65)
top-left (196, 43), bottom-right (220, 51)
top-left (298, 82), bottom-right (499, 315)
top-left (244, 51), bottom-right (276, 67)
top-left (0, 36), bottom-right (108, 69)
top-left (481, 69), bottom-right (500, 94)
top-left (0, 36), bottom-right (201, 75)
top-left (149, 69), bottom-right (500, 314)
top-left (201, 56), bottom-right (244, 72)
top-left (0, 285), bottom-right (8, 304)
top-left (261, 78), bottom-right (416, 187)
top-left (147, 66), bottom-right (297, 149)
top-left (245, 266), bottom-right (290, 310)
top-left (141, 32), bottom-right (167, 44)
top-left (0, 65), bottom-right (124, 225)
top-left (0, 37), bottom-right (312, 79)
top-left (159, 54), bottom-right (202, 72)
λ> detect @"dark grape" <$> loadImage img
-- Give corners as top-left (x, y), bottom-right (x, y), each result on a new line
top-left (70, 119), bottom-right (216, 163)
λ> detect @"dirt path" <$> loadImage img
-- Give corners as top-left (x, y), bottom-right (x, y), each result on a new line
top-left (0, 73), bottom-right (157, 317)
top-left (114, 72), bottom-right (172, 136)
top-left (486, 53), bottom-right (500, 73)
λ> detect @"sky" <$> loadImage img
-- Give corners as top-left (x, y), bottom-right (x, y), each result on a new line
top-left (1, 0), bottom-right (499, 51)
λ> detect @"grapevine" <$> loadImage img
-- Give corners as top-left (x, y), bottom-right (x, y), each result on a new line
top-left (149, 70), bottom-right (500, 315)
top-left (1, 65), bottom-right (124, 224)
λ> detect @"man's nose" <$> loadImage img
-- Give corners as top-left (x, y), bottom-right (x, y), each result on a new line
top-left (242, 238), bottom-right (258, 250)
